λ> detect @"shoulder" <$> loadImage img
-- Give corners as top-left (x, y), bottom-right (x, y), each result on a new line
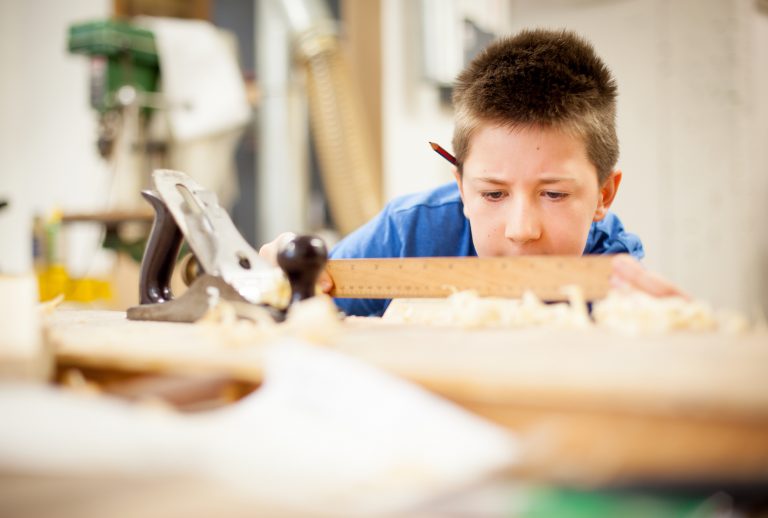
top-left (585, 212), bottom-right (645, 259)
top-left (385, 183), bottom-right (467, 238)
top-left (385, 183), bottom-right (472, 256)
top-left (386, 182), bottom-right (463, 215)
top-left (330, 182), bottom-right (473, 260)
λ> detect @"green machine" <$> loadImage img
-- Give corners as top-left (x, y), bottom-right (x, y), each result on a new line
top-left (67, 20), bottom-right (160, 158)
top-left (67, 20), bottom-right (167, 264)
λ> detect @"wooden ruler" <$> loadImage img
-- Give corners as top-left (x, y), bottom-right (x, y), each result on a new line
top-left (326, 256), bottom-right (615, 300)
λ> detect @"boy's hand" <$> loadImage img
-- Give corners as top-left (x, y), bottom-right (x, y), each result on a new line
top-left (258, 232), bottom-right (334, 294)
top-left (610, 254), bottom-right (688, 299)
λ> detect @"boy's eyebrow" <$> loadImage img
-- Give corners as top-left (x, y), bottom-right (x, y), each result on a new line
top-left (471, 176), bottom-right (578, 186)
top-left (539, 176), bottom-right (577, 184)
top-left (472, 176), bottom-right (509, 186)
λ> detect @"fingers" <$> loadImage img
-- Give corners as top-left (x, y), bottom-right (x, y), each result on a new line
top-left (258, 232), bottom-right (296, 266)
top-left (611, 254), bottom-right (689, 299)
top-left (318, 270), bottom-right (334, 294)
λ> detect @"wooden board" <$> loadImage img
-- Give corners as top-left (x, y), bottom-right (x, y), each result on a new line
top-left (327, 256), bottom-right (613, 300)
top-left (46, 309), bottom-right (768, 485)
top-left (48, 311), bottom-right (266, 382)
top-left (48, 311), bottom-right (768, 418)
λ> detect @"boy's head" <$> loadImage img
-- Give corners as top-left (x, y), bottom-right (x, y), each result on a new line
top-left (452, 29), bottom-right (618, 184)
top-left (450, 29), bottom-right (623, 257)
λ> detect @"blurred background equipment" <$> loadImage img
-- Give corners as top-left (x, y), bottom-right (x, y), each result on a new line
top-left (67, 16), bottom-right (249, 212)
top-left (419, 0), bottom-right (499, 104)
top-left (274, 0), bottom-right (382, 236)
top-left (67, 20), bottom-right (160, 160)
top-left (67, 19), bottom-right (164, 212)
top-left (60, 0), bottom-right (385, 309)
top-left (61, 9), bottom-right (252, 308)
top-left (255, 0), bottom-right (383, 241)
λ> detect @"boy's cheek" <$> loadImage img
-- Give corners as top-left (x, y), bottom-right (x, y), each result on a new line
top-left (462, 200), bottom-right (488, 229)
top-left (470, 222), bottom-right (510, 257)
top-left (545, 217), bottom-right (593, 254)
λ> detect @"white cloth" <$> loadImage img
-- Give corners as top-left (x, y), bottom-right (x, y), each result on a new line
top-left (137, 17), bottom-right (251, 142)
top-left (0, 340), bottom-right (518, 515)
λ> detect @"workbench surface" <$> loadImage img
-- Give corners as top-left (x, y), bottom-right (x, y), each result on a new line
top-left (46, 309), bottom-right (768, 485)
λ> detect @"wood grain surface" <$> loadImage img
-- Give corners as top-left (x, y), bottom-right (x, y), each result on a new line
top-left (46, 309), bottom-right (768, 485)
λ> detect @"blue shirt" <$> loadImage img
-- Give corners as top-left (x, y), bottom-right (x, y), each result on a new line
top-left (330, 182), bottom-right (644, 317)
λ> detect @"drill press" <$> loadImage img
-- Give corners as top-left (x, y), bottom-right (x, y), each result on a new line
top-left (68, 19), bottom-right (161, 160)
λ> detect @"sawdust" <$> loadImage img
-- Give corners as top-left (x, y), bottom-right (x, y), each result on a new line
top-left (38, 294), bottom-right (65, 315)
top-left (384, 287), bottom-right (751, 335)
top-left (196, 294), bottom-right (343, 347)
top-left (254, 270), bottom-right (292, 309)
top-left (592, 290), bottom-right (749, 335)
top-left (283, 295), bottom-right (345, 344)
top-left (199, 285), bottom-right (751, 339)
top-left (384, 289), bottom-right (588, 329)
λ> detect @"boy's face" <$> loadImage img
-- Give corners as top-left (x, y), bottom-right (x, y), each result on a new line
top-left (455, 123), bottom-right (620, 257)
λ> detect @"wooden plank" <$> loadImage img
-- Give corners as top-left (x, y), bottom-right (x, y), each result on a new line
top-left (327, 256), bottom-right (614, 300)
top-left (49, 311), bottom-right (265, 382)
top-left (336, 323), bottom-right (768, 419)
top-left (45, 310), bottom-right (768, 483)
top-left (47, 310), bottom-right (768, 418)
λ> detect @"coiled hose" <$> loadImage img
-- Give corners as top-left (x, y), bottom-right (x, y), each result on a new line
top-left (278, 0), bottom-right (382, 235)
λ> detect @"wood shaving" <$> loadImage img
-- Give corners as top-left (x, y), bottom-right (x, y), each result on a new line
top-left (61, 369), bottom-right (101, 397)
top-left (196, 295), bottom-right (342, 346)
top-left (593, 290), bottom-right (749, 335)
top-left (385, 288), bottom-right (751, 335)
top-left (254, 270), bottom-right (292, 309)
top-left (283, 295), bottom-right (344, 344)
top-left (384, 289), bottom-right (590, 329)
top-left (197, 300), bottom-right (280, 347)
top-left (38, 294), bottom-right (65, 316)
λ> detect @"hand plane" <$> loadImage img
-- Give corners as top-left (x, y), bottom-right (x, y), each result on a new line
top-left (127, 170), bottom-right (327, 323)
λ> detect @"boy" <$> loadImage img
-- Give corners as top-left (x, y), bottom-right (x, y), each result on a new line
top-left (261, 29), bottom-right (684, 316)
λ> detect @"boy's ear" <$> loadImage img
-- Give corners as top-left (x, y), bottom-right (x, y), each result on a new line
top-left (451, 167), bottom-right (464, 194)
top-left (452, 168), bottom-right (465, 199)
top-left (594, 170), bottom-right (622, 222)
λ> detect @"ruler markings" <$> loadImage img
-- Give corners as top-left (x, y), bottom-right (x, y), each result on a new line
top-left (327, 256), bottom-right (614, 300)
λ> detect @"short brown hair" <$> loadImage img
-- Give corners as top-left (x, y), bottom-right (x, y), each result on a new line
top-left (452, 29), bottom-right (618, 184)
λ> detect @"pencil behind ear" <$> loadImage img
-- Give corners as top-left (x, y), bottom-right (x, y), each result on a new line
top-left (594, 170), bottom-right (622, 221)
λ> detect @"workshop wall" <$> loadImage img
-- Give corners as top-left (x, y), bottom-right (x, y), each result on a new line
top-left (382, 0), bottom-right (768, 314)
top-left (0, 0), bottom-right (110, 274)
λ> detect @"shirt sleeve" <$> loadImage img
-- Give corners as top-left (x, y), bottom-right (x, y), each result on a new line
top-left (328, 205), bottom-right (403, 317)
top-left (583, 212), bottom-right (645, 260)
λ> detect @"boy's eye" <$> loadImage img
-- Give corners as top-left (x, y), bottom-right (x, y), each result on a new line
top-left (481, 191), bottom-right (507, 201)
top-left (542, 191), bottom-right (569, 201)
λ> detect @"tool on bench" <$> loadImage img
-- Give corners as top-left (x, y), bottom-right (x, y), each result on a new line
top-left (127, 170), bottom-right (327, 323)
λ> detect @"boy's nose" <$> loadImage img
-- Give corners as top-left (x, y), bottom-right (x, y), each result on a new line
top-left (504, 203), bottom-right (542, 244)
